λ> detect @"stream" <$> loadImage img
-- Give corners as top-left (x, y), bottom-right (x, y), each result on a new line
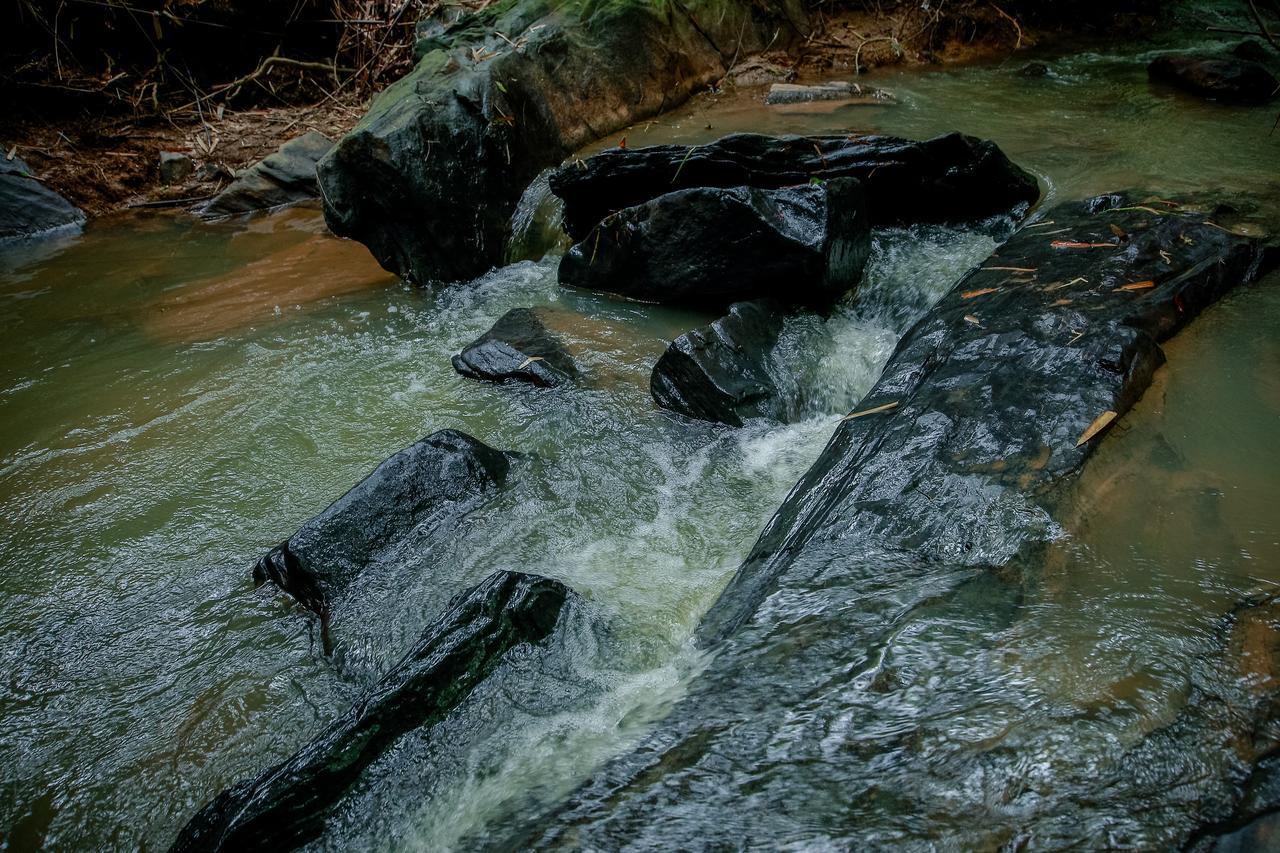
top-left (1, 35), bottom-right (1279, 851)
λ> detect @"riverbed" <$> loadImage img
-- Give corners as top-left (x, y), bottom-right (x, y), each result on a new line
top-left (1, 37), bottom-right (1278, 850)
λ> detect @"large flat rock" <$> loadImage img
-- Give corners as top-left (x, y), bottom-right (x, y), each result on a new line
top-left (549, 131), bottom-right (1040, 242)
top-left (170, 570), bottom-right (574, 852)
top-left (509, 194), bottom-right (1278, 848)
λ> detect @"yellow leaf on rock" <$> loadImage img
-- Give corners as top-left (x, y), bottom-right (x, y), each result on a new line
top-left (1076, 410), bottom-right (1118, 446)
top-left (1118, 280), bottom-right (1155, 291)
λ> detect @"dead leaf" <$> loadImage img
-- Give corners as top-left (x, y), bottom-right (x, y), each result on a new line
top-left (1159, 249), bottom-right (1172, 264)
top-left (841, 401), bottom-right (899, 421)
top-left (963, 314), bottom-right (982, 326)
top-left (1075, 410), bottom-right (1118, 446)
top-left (1118, 280), bottom-right (1155, 291)
top-left (4, 146), bottom-right (14, 161)
top-left (962, 287), bottom-right (1000, 299)
top-left (1109, 223), bottom-right (1127, 239)
top-left (517, 356), bottom-right (545, 370)
top-left (1050, 298), bottom-right (1072, 307)
top-left (1052, 241), bottom-right (1117, 249)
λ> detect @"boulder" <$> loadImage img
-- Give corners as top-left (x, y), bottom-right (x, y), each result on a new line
top-left (558, 177), bottom-right (870, 308)
top-left (0, 156), bottom-right (85, 241)
top-left (197, 131), bottom-right (333, 218)
top-left (170, 570), bottom-right (573, 853)
top-left (1148, 55), bottom-right (1279, 104)
top-left (514, 195), bottom-right (1278, 848)
top-left (764, 81), bottom-right (893, 105)
top-left (1019, 61), bottom-right (1051, 77)
top-left (317, 0), bottom-right (809, 284)
top-left (650, 300), bottom-right (790, 426)
top-left (549, 131), bottom-right (1039, 242)
top-left (252, 429), bottom-right (512, 619)
top-left (452, 307), bottom-right (579, 387)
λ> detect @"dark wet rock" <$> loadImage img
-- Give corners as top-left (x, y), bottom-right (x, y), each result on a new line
top-left (1019, 61), bottom-right (1051, 77)
top-left (318, 0), bottom-right (809, 284)
top-left (559, 177), bottom-right (870, 308)
top-left (197, 131), bottom-right (333, 218)
top-left (1231, 40), bottom-right (1273, 64)
top-left (764, 81), bottom-right (893, 105)
top-left (170, 570), bottom-right (572, 853)
top-left (1148, 55), bottom-right (1279, 104)
top-left (0, 156), bottom-right (85, 241)
top-left (158, 151), bottom-right (194, 185)
top-left (252, 429), bottom-right (512, 617)
top-left (511, 195), bottom-right (1277, 848)
top-left (452, 307), bottom-right (578, 387)
top-left (650, 300), bottom-right (790, 426)
top-left (549, 131), bottom-right (1039, 242)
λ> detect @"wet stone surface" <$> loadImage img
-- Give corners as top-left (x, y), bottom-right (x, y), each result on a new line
top-left (170, 571), bottom-right (573, 852)
top-left (650, 300), bottom-right (792, 427)
top-left (549, 131), bottom-right (1039, 242)
top-left (452, 307), bottom-right (579, 387)
top-left (559, 178), bottom-right (870, 308)
top-left (510, 193), bottom-right (1279, 849)
top-left (252, 429), bottom-right (513, 622)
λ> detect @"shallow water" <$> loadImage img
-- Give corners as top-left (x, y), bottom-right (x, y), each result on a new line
top-left (1, 29), bottom-right (1279, 853)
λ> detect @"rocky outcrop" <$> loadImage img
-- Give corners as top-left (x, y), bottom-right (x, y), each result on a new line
top-left (252, 429), bottom-right (512, 619)
top-left (316, 0), bottom-right (809, 284)
top-left (512, 195), bottom-right (1277, 848)
top-left (650, 300), bottom-right (790, 426)
top-left (452, 307), bottom-right (579, 387)
top-left (1148, 55), bottom-right (1279, 104)
top-left (170, 570), bottom-right (573, 853)
top-left (549, 131), bottom-right (1039, 242)
top-left (0, 156), bottom-right (85, 241)
top-left (197, 131), bottom-right (333, 218)
top-left (559, 178), bottom-right (870, 308)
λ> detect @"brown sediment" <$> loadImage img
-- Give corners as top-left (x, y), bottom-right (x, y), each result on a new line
top-left (142, 208), bottom-right (394, 343)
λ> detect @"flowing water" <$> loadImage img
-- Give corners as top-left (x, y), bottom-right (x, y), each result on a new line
top-left (1, 28), bottom-right (1279, 852)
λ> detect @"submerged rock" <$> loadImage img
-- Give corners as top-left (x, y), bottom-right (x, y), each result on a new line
top-left (318, 0), bottom-right (808, 284)
top-left (252, 429), bottom-right (512, 618)
top-left (1148, 55), bottom-right (1279, 104)
top-left (650, 300), bottom-right (790, 426)
top-left (0, 156), bottom-right (84, 241)
top-left (549, 131), bottom-right (1039, 242)
top-left (512, 194), bottom-right (1278, 848)
top-left (170, 570), bottom-right (573, 853)
top-left (452, 307), bottom-right (579, 387)
top-left (764, 81), bottom-right (893, 105)
top-left (197, 131), bottom-right (333, 218)
top-left (559, 178), bottom-right (870, 308)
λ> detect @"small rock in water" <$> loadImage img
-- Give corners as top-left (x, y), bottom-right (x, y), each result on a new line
top-left (765, 81), bottom-right (893, 105)
top-left (158, 151), bottom-right (194, 185)
top-left (1148, 55), bottom-right (1279, 104)
top-left (651, 300), bottom-right (791, 427)
top-left (196, 131), bottom-right (333, 218)
top-left (559, 178), bottom-right (870, 309)
top-left (452, 307), bottom-right (579, 388)
top-left (1231, 40), bottom-right (1273, 64)
top-left (1019, 62), bottom-right (1051, 78)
